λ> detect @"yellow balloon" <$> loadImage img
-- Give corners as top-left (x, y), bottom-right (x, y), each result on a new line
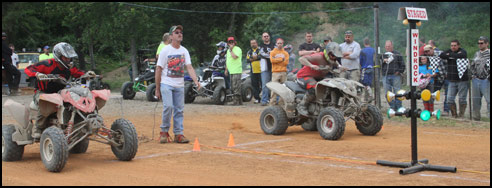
top-left (403, 19), bottom-right (409, 25)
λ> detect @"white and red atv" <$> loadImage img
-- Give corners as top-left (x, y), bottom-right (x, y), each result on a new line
top-left (2, 74), bottom-right (138, 172)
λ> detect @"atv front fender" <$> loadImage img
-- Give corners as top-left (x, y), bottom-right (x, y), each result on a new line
top-left (266, 82), bottom-right (296, 117)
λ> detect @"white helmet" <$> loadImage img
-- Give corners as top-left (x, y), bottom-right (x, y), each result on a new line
top-left (216, 41), bottom-right (227, 55)
top-left (53, 42), bottom-right (78, 69)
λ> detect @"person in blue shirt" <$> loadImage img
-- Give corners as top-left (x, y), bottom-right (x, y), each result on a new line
top-left (359, 38), bottom-right (375, 102)
top-left (419, 56), bottom-right (439, 112)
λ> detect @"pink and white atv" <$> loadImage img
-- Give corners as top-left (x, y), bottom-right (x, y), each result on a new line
top-left (2, 74), bottom-right (138, 172)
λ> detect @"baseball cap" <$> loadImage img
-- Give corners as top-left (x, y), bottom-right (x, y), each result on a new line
top-left (2, 32), bottom-right (6, 37)
top-left (478, 36), bottom-right (489, 43)
top-left (324, 36), bottom-right (332, 42)
top-left (344, 30), bottom-right (353, 35)
top-left (227, 37), bottom-right (235, 42)
top-left (169, 25), bottom-right (183, 34)
top-left (423, 44), bottom-right (433, 51)
top-left (43, 45), bottom-right (50, 50)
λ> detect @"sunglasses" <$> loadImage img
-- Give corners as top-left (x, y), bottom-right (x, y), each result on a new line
top-left (174, 31), bottom-right (183, 35)
top-left (478, 42), bottom-right (484, 45)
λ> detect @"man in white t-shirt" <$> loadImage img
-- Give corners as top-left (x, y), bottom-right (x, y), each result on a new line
top-left (10, 44), bottom-right (19, 69)
top-left (155, 25), bottom-right (201, 144)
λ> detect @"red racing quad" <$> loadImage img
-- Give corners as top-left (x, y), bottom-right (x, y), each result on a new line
top-left (3, 74), bottom-right (138, 172)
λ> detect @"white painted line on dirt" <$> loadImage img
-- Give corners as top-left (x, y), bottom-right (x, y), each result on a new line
top-left (204, 150), bottom-right (395, 174)
top-left (135, 151), bottom-right (193, 160)
top-left (419, 173), bottom-right (490, 184)
top-left (234, 138), bottom-right (293, 147)
top-left (422, 132), bottom-right (481, 137)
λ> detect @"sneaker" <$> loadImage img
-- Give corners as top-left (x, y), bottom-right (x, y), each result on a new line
top-left (174, 134), bottom-right (190, 143)
top-left (160, 132), bottom-right (173, 143)
top-left (254, 99), bottom-right (260, 104)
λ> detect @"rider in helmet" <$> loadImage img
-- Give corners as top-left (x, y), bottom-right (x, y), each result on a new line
top-left (296, 42), bottom-right (348, 116)
top-left (25, 42), bottom-right (94, 138)
top-left (211, 41), bottom-right (230, 89)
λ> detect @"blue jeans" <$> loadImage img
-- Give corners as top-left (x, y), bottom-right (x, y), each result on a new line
top-left (160, 83), bottom-right (185, 135)
top-left (472, 78), bottom-right (490, 119)
top-left (446, 81), bottom-right (469, 106)
top-left (442, 80), bottom-right (450, 112)
top-left (261, 71), bottom-right (272, 104)
top-left (383, 75), bottom-right (402, 110)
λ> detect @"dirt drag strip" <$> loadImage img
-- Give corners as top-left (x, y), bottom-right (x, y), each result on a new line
top-left (2, 95), bottom-right (490, 186)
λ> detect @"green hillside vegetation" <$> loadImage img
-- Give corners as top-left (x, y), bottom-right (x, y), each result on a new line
top-left (2, 2), bottom-right (490, 77)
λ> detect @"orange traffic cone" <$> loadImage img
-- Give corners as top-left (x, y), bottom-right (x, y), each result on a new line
top-left (193, 137), bottom-right (201, 152)
top-left (227, 133), bottom-right (235, 147)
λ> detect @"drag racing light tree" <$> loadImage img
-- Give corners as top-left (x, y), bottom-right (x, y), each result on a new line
top-left (386, 89), bottom-right (441, 121)
top-left (376, 7), bottom-right (456, 175)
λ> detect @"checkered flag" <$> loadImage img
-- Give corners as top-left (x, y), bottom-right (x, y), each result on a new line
top-left (456, 58), bottom-right (469, 79)
top-left (428, 56), bottom-right (441, 74)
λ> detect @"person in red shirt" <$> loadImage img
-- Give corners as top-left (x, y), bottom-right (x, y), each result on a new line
top-left (296, 42), bottom-right (347, 116)
top-left (24, 42), bottom-right (93, 138)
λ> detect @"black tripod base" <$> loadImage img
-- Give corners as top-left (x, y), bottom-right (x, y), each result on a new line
top-left (377, 159), bottom-right (457, 175)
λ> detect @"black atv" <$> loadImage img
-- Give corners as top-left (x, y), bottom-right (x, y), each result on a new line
top-left (121, 49), bottom-right (159, 102)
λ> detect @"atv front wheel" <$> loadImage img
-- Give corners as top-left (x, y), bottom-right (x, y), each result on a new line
top-left (2, 125), bottom-right (25, 161)
top-left (40, 126), bottom-right (69, 172)
top-left (110, 119), bottom-right (138, 161)
top-left (184, 82), bottom-right (196, 104)
top-left (121, 81), bottom-right (136, 100)
top-left (260, 106), bottom-right (289, 135)
top-left (213, 85), bottom-right (227, 105)
top-left (355, 104), bottom-right (383, 136)
top-left (317, 107), bottom-right (346, 140)
top-left (241, 79), bottom-right (253, 102)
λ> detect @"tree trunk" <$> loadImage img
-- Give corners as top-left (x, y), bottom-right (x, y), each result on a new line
top-left (227, 2), bottom-right (239, 36)
top-left (89, 34), bottom-right (95, 70)
top-left (74, 26), bottom-right (86, 70)
top-left (130, 37), bottom-right (138, 80)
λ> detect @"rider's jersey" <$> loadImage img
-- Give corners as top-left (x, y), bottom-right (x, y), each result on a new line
top-left (296, 52), bottom-right (329, 80)
top-left (211, 54), bottom-right (226, 68)
top-left (25, 58), bottom-right (85, 93)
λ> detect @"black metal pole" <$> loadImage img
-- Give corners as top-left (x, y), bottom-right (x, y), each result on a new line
top-left (409, 21), bottom-right (418, 165)
top-left (373, 3), bottom-right (381, 109)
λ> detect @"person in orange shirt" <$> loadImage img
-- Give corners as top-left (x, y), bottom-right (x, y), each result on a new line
top-left (269, 38), bottom-right (289, 105)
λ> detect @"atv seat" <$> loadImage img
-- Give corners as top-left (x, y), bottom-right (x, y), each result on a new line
top-left (285, 81), bottom-right (306, 94)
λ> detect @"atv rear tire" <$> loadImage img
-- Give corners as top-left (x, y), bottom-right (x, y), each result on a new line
top-left (260, 106), bottom-right (289, 135)
top-left (213, 85), bottom-right (227, 105)
top-left (110, 119), bottom-right (138, 161)
top-left (317, 107), bottom-right (346, 140)
top-left (146, 83), bottom-right (159, 102)
top-left (355, 104), bottom-right (383, 136)
top-left (2, 125), bottom-right (25, 161)
top-left (184, 82), bottom-right (196, 104)
top-left (69, 138), bottom-right (89, 154)
top-left (121, 81), bottom-right (136, 100)
top-left (40, 126), bottom-right (69, 172)
top-left (301, 118), bottom-right (318, 131)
